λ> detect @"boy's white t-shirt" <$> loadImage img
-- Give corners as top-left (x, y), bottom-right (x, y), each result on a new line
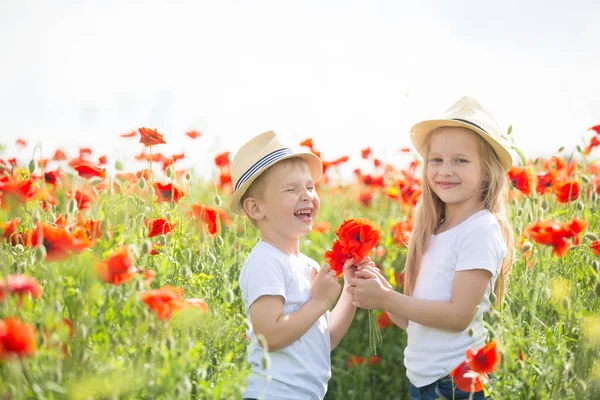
top-left (404, 209), bottom-right (507, 388)
top-left (239, 240), bottom-right (331, 400)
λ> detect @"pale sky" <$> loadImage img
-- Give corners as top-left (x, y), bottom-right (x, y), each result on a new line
top-left (1, 0), bottom-right (599, 175)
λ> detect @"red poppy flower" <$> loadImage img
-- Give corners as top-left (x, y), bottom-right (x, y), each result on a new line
top-left (590, 240), bottom-right (600, 256)
top-left (185, 298), bottom-right (209, 315)
top-left (153, 182), bottom-right (184, 203)
top-left (97, 155), bottom-right (107, 165)
top-left (449, 360), bottom-right (485, 392)
top-left (68, 190), bottom-right (93, 210)
top-left (218, 171), bottom-right (232, 188)
top-left (185, 130), bottom-right (202, 139)
top-left (72, 161), bottom-right (106, 180)
top-left (324, 240), bottom-right (346, 278)
top-left (373, 158), bottom-right (382, 168)
top-left (0, 317), bottom-right (37, 358)
top-left (0, 178), bottom-right (38, 206)
top-left (552, 179), bottom-right (580, 203)
top-left (76, 219), bottom-right (105, 242)
top-left (95, 246), bottom-right (137, 285)
top-left (1, 219), bottom-right (20, 241)
top-left (27, 223), bottom-right (90, 262)
top-left (524, 217), bottom-right (587, 257)
top-left (214, 152), bottom-right (231, 168)
top-left (52, 149), bottom-right (68, 161)
top-left (346, 355), bottom-right (380, 368)
top-left (361, 174), bottom-right (385, 188)
top-left (1, 275), bottom-right (42, 299)
top-left (120, 130), bottom-right (137, 138)
top-left (138, 127), bottom-right (166, 146)
top-left (300, 138), bottom-right (314, 150)
top-left (589, 124), bottom-right (600, 135)
top-left (508, 166), bottom-right (532, 196)
top-left (584, 135), bottom-right (600, 155)
top-left (140, 286), bottom-right (185, 320)
top-left (15, 138), bottom-right (27, 148)
top-left (190, 204), bottom-right (221, 236)
top-left (336, 218), bottom-right (381, 263)
top-left (146, 218), bottom-right (176, 238)
top-left (466, 340), bottom-right (501, 374)
top-left (358, 191), bottom-right (373, 206)
top-left (391, 219), bottom-right (412, 247)
top-left (312, 221), bottom-right (330, 233)
top-left (377, 312), bottom-right (392, 329)
top-left (535, 170), bottom-right (557, 194)
top-left (361, 147), bottom-right (372, 159)
top-left (399, 147), bottom-right (411, 153)
top-left (43, 170), bottom-right (62, 187)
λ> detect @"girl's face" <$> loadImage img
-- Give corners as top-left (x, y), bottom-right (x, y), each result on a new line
top-left (426, 127), bottom-right (485, 214)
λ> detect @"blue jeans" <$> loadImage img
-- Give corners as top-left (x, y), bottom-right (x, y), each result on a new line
top-left (409, 375), bottom-right (487, 400)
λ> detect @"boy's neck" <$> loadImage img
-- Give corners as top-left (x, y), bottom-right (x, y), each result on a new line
top-left (260, 232), bottom-right (300, 256)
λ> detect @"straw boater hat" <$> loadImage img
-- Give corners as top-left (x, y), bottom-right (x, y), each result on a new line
top-left (227, 130), bottom-right (323, 215)
top-left (410, 96), bottom-right (513, 171)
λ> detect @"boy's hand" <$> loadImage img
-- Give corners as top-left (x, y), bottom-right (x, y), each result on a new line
top-left (311, 264), bottom-right (342, 310)
top-left (342, 258), bottom-right (357, 283)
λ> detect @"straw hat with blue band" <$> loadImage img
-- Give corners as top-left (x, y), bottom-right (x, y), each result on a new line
top-left (227, 130), bottom-right (323, 215)
top-left (409, 96), bottom-right (513, 171)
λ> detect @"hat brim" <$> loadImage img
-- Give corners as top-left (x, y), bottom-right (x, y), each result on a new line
top-left (227, 152), bottom-right (323, 215)
top-left (410, 119), bottom-right (513, 171)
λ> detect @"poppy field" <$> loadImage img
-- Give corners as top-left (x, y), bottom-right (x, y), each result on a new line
top-left (1, 126), bottom-right (600, 399)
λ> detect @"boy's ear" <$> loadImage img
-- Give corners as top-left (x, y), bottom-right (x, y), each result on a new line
top-left (243, 196), bottom-right (265, 220)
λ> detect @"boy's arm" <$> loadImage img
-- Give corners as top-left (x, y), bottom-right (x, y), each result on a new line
top-left (250, 295), bottom-right (330, 352)
top-left (329, 283), bottom-right (357, 350)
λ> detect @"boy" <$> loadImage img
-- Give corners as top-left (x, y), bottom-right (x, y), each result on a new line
top-left (228, 131), bottom-right (361, 400)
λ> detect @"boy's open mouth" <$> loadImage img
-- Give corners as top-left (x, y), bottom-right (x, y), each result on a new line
top-left (293, 208), bottom-right (313, 222)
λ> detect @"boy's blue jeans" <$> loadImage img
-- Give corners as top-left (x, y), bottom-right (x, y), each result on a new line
top-left (409, 375), bottom-right (488, 400)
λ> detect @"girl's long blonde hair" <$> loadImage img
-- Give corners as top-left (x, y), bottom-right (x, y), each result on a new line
top-left (404, 127), bottom-right (514, 304)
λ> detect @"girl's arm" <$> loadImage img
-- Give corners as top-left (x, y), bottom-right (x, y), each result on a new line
top-left (350, 267), bottom-right (491, 332)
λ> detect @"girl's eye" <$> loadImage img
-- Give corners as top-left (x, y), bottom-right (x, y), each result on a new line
top-left (456, 159), bottom-right (468, 163)
top-left (307, 187), bottom-right (315, 191)
top-left (429, 158), bottom-right (442, 163)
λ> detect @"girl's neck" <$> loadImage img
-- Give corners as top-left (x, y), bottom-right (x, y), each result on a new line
top-left (437, 202), bottom-right (485, 234)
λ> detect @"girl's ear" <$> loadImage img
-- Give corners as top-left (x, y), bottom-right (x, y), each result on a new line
top-left (243, 197), bottom-right (265, 220)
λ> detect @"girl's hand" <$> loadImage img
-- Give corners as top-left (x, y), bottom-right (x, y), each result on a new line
top-left (348, 267), bottom-right (392, 310)
top-left (342, 258), bottom-right (357, 284)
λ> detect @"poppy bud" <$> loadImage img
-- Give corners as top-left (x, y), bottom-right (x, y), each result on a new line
top-left (68, 198), bottom-right (78, 213)
top-left (180, 265), bottom-right (192, 278)
top-left (224, 288), bottom-right (235, 304)
top-left (582, 175), bottom-right (591, 184)
top-left (185, 172), bottom-right (192, 181)
top-left (165, 166), bottom-right (173, 178)
top-left (142, 241), bottom-right (152, 254)
top-left (595, 281), bottom-right (600, 297)
top-left (592, 192), bottom-right (598, 202)
top-left (206, 250), bottom-right (217, 266)
top-left (14, 244), bottom-right (24, 253)
top-left (576, 201), bottom-right (585, 211)
top-left (32, 214), bottom-right (41, 225)
top-left (541, 199), bottom-right (548, 211)
top-left (28, 159), bottom-right (36, 174)
top-left (557, 146), bottom-right (565, 153)
top-left (468, 328), bottom-right (474, 337)
top-left (157, 236), bottom-right (167, 246)
top-left (214, 195), bottom-right (222, 206)
top-left (489, 293), bottom-right (497, 304)
top-left (516, 208), bottom-right (523, 217)
top-left (507, 125), bottom-right (513, 135)
top-left (576, 145), bottom-right (583, 153)
top-left (592, 260), bottom-right (599, 271)
top-left (216, 236), bottom-right (224, 247)
top-left (522, 241), bottom-right (533, 252)
top-left (138, 177), bottom-right (146, 189)
top-left (561, 298), bottom-right (570, 310)
top-left (256, 334), bottom-right (268, 351)
top-left (35, 245), bottom-right (47, 262)
top-left (114, 160), bottom-right (124, 171)
top-left (148, 186), bottom-right (154, 197)
top-left (584, 232), bottom-right (599, 242)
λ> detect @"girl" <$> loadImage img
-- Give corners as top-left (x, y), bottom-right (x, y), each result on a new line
top-left (348, 96), bottom-right (515, 400)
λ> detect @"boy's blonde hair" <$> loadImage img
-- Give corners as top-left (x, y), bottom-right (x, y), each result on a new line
top-left (403, 127), bottom-right (514, 304)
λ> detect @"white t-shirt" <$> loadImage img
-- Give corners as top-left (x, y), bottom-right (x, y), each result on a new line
top-left (404, 209), bottom-right (507, 388)
top-left (239, 240), bottom-right (331, 400)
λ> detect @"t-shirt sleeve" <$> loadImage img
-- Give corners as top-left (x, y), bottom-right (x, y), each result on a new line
top-left (240, 255), bottom-right (287, 308)
top-left (455, 217), bottom-right (506, 278)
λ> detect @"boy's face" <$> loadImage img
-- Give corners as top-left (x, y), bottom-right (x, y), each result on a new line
top-left (253, 159), bottom-right (320, 241)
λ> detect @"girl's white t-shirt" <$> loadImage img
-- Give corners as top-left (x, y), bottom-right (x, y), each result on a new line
top-left (239, 240), bottom-right (331, 400)
top-left (404, 209), bottom-right (507, 388)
